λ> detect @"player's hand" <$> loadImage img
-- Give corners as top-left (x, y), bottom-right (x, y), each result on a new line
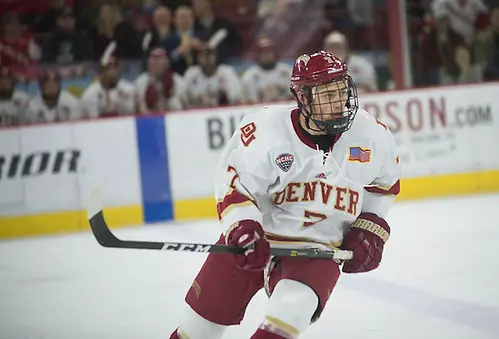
top-left (340, 213), bottom-right (390, 274)
top-left (225, 220), bottom-right (270, 271)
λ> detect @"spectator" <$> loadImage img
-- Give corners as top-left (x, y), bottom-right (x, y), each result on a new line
top-left (440, 44), bottom-right (482, 84)
top-left (80, 42), bottom-right (138, 118)
top-left (323, 31), bottom-right (377, 93)
top-left (258, 1), bottom-right (296, 46)
top-left (41, 6), bottom-right (93, 64)
top-left (0, 0), bottom-right (57, 17)
top-left (258, 1), bottom-right (324, 58)
top-left (318, 1), bottom-right (362, 35)
top-left (348, 0), bottom-right (375, 28)
top-left (142, 6), bottom-right (174, 53)
top-left (26, 70), bottom-right (82, 123)
top-left (120, 0), bottom-right (155, 34)
top-left (90, 4), bottom-right (141, 60)
top-left (157, 0), bottom-right (188, 10)
top-left (192, 0), bottom-right (243, 62)
top-left (135, 47), bottom-right (184, 113)
top-left (32, 0), bottom-right (70, 34)
top-left (417, 7), bottom-right (465, 85)
top-left (0, 67), bottom-right (30, 127)
top-left (164, 5), bottom-right (209, 75)
top-left (474, 6), bottom-right (499, 80)
top-left (141, 0), bottom-right (160, 14)
top-left (181, 45), bottom-right (243, 108)
top-left (431, 0), bottom-right (489, 46)
top-left (257, 0), bottom-right (284, 22)
top-left (0, 12), bottom-right (41, 71)
top-left (241, 38), bottom-right (292, 104)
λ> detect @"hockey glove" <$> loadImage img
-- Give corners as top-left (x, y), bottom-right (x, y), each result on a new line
top-left (341, 213), bottom-right (390, 274)
top-left (225, 220), bottom-right (270, 271)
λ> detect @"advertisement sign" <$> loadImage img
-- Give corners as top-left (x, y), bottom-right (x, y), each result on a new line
top-left (360, 83), bottom-right (499, 177)
top-left (1, 82), bottom-right (498, 233)
top-left (165, 104), bottom-right (281, 200)
top-left (0, 124), bottom-right (79, 216)
top-left (72, 119), bottom-right (142, 214)
top-left (166, 84), bottom-right (499, 200)
top-left (0, 118), bottom-right (142, 217)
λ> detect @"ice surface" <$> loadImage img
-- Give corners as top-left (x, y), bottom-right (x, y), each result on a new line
top-left (1, 194), bottom-right (499, 339)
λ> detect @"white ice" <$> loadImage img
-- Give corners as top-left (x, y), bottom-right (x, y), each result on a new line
top-left (1, 193), bottom-right (499, 339)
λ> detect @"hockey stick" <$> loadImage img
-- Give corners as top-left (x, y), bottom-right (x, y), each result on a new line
top-left (87, 190), bottom-right (353, 261)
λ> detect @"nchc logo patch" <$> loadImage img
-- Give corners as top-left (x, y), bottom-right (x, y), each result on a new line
top-left (275, 153), bottom-right (294, 172)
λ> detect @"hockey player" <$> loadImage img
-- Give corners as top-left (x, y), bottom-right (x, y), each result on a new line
top-left (242, 38), bottom-right (293, 104)
top-left (169, 51), bottom-right (400, 339)
top-left (181, 44), bottom-right (243, 108)
top-left (81, 42), bottom-right (138, 118)
top-left (26, 70), bottom-right (82, 123)
top-left (135, 47), bottom-right (184, 113)
top-left (0, 67), bottom-right (30, 126)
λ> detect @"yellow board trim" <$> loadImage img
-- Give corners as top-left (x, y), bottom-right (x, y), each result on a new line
top-left (0, 205), bottom-right (143, 239)
top-left (172, 170), bottom-right (499, 220)
top-left (397, 170), bottom-right (499, 200)
top-left (173, 198), bottom-right (217, 220)
top-left (1, 170), bottom-right (498, 239)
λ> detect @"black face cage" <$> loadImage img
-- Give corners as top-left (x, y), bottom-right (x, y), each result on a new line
top-left (295, 75), bottom-right (359, 135)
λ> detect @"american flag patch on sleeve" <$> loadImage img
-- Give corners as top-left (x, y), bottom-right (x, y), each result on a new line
top-left (348, 147), bottom-right (371, 163)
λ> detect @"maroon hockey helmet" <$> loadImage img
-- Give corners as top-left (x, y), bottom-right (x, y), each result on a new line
top-left (290, 50), bottom-right (359, 135)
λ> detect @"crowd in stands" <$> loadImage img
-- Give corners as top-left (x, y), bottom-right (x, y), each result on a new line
top-left (1, 0), bottom-right (499, 126)
top-left (409, 0), bottom-right (499, 86)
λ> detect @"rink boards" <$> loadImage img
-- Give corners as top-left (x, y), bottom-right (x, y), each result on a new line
top-left (1, 82), bottom-right (499, 238)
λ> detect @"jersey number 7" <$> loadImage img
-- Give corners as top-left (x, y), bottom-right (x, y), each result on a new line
top-left (303, 210), bottom-right (327, 227)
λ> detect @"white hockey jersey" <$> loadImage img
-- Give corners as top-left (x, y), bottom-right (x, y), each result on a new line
top-left (26, 90), bottom-right (82, 123)
top-left (215, 105), bottom-right (400, 250)
top-left (241, 63), bottom-right (292, 104)
top-left (182, 65), bottom-right (243, 108)
top-left (134, 72), bottom-right (184, 112)
top-left (80, 79), bottom-right (138, 118)
top-left (0, 91), bottom-right (30, 126)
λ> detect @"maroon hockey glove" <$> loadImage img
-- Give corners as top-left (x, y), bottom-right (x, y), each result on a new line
top-left (225, 220), bottom-right (270, 271)
top-left (341, 213), bottom-right (390, 274)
